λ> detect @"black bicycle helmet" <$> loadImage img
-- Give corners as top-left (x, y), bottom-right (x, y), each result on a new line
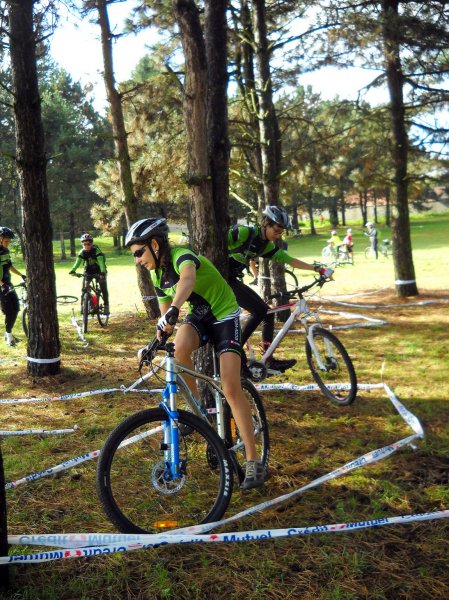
top-left (125, 218), bottom-right (169, 247)
top-left (0, 226), bottom-right (15, 239)
top-left (262, 206), bottom-right (290, 229)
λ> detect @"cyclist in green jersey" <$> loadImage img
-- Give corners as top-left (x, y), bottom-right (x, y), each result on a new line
top-left (228, 206), bottom-right (333, 372)
top-left (69, 233), bottom-right (110, 314)
top-left (0, 226), bottom-right (26, 346)
top-left (125, 217), bottom-right (267, 490)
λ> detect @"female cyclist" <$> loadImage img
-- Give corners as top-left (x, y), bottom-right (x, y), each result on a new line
top-left (125, 217), bottom-right (267, 490)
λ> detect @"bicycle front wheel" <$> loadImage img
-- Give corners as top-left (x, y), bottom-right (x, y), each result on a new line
top-left (305, 327), bottom-right (357, 406)
top-left (285, 268), bottom-right (298, 289)
top-left (321, 246), bottom-right (334, 260)
top-left (96, 408), bottom-right (233, 533)
top-left (364, 246), bottom-right (375, 260)
top-left (81, 292), bottom-right (90, 334)
top-left (22, 307), bottom-right (29, 337)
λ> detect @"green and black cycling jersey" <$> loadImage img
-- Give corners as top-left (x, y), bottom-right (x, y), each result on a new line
top-left (227, 224), bottom-right (293, 277)
top-left (0, 247), bottom-right (13, 285)
top-left (152, 247), bottom-right (238, 321)
top-left (69, 244), bottom-right (107, 274)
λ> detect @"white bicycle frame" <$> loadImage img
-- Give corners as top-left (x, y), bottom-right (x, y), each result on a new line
top-left (243, 292), bottom-right (334, 373)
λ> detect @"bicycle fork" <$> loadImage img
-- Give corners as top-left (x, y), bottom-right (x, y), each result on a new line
top-left (306, 323), bottom-right (336, 371)
top-left (160, 352), bottom-right (184, 481)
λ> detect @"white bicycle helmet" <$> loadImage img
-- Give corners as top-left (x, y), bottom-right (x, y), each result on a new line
top-left (262, 206), bottom-right (290, 229)
top-left (80, 233), bottom-right (93, 242)
top-left (125, 218), bottom-right (169, 247)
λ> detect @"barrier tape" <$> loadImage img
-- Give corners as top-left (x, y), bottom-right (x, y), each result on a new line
top-left (0, 426), bottom-right (78, 437)
top-left (5, 423), bottom-right (163, 489)
top-left (322, 297), bottom-right (449, 309)
top-left (2, 382), bottom-right (445, 564)
top-left (70, 315), bottom-right (88, 346)
top-left (5, 509), bottom-right (448, 564)
top-left (0, 386), bottom-right (162, 406)
top-left (395, 279), bottom-right (416, 285)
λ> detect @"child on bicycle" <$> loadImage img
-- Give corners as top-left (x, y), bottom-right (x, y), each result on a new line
top-left (69, 233), bottom-right (110, 314)
top-left (341, 228), bottom-right (354, 262)
top-left (227, 206), bottom-right (333, 373)
top-left (125, 217), bottom-right (267, 490)
top-left (0, 226), bottom-right (26, 347)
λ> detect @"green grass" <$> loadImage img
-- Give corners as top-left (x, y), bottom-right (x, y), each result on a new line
top-left (1, 213), bottom-right (449, 598)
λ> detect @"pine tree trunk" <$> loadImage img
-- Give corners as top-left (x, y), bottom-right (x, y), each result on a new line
top-left (9, 0), bottom-right (60, 376)
top-left (96, 0), bottom-right (159, 316)
top-left (205, 0), bottom-right (230, 276)
top-left (382, 0), bottom-right (418, 297)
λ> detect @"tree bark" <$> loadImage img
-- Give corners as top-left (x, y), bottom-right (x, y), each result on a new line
top-left (95, 0), bottom-right (159, 316)
top-left (9, 0), bottom-right (61, 376)
top-left (205, 0), bottom-right (230, 276)
top-left (174, 0), bottom-right (215, 257)
top-left (252, 0), bottom-right (281, 204)
top-left (382, 0), bottom-right (418, 296)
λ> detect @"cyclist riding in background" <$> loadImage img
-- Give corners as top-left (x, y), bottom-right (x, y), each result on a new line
top-left (0, 226), bottom-right (26, 347)
top-left (341, 228), bottom-right (354, 256)
top-left (69, 233), bottom-right (110, 315)
top-left (125, 217), bottom-right (267, 490)
top-left (227, 206), bottom-right (333, 373)
top-left (327, 229), bottom-right (342, 252)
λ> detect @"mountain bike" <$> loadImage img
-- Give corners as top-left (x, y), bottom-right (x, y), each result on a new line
top-left (321, 244), bottom-right (353, 267)
top-left (12, 282), bottom-right (29, 337)
top-left (75, 272), bottom-right (109, 333)
top-left (13, 283), bottom-right (77, 338)
top-left (365, 239), bottom-right (391, 259)
top-left (97, 335), bottom-right (269, 533)
top-left (243, 275), bottom-right (357, 406)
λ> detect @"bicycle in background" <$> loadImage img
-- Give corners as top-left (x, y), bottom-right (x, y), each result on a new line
top-left (243, 275), bottom-right (358, 406)
top-left (365, 239), bottom-right (391, 259)
top-left (97, 335), bottom-right (269, 533)
top-left (75, 272), bottom-right (109, 333)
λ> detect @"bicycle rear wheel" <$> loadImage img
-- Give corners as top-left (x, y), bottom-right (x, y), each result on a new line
top-left (96, 408), bottom-right (233, 533)
top-left (225, 379), bottom-right (270, 470)
top-left (22, 307), bottom-right (29, 337)
top-left (81, 292), bottom-right (90, 334)
top-left (96, 290), bottom-right (109, 327)
top-left (305, 327), bottom-right (357, 406)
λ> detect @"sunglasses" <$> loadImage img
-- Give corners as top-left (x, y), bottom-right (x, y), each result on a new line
top-left (132, 246), bottom-right (147, 258)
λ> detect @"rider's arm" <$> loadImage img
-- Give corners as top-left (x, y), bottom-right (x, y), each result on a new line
top-left (170, 263), bottom-right (196, 310)
top-left (9, 265), bottom-right (25, 278)
top-left (249, 259), bottom-right (258, 278)
top-left (69, 255), bottom-right (83, 273)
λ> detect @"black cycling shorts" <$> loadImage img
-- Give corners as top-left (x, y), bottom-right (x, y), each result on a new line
top-left (184, 309), bottom-right (242, 356)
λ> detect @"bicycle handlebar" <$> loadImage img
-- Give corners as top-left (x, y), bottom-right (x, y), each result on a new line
top-left (138, 333), bottom-right (169, 371)
top-left (268, 275), bottom-right (327, 301)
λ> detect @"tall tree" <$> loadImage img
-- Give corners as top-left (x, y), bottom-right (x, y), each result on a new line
top-left (84, 0), bottom-right (159, 317)
top-left (173, 0), bottom-right (230, 271)
top-left (7, 0), bottom-right (60, 375)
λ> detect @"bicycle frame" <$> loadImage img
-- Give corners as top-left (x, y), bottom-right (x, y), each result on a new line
top-left (125, 348), bottom-right (253, 455)
top-left (244, 279), bottom-right (335, 374)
